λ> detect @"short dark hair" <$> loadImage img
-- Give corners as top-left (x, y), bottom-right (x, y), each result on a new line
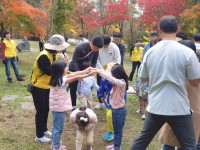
top-left (78, 34), bottom-right (84, 38)
top-left (194, 34), bottom-right (200, 42)
top-left (92, 36), bottom-right (104, 48)
top-left (150, 32), bottom-right (158, 37)
top-left (4, 31), bottom-right (11, 38)
top-left (179, 40), bottom-right (196, 53)
top-left (102, 35), bottom-right (111, 45)
top-left (176, 31), bottom-right (187, 40)
top-left (136, 39), bottom-right (142, 43)
top-left (159, 16), bottom-right (178, 33)
top-left (113, 32), bottom-right (122, 38)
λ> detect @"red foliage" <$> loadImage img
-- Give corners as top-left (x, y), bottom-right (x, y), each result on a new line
top-left (98, 0), bottom-right (131, 26)
top-left (1, 0), bottom-right (49, 37)
top-left (138, 0), bottom-right (187, 29)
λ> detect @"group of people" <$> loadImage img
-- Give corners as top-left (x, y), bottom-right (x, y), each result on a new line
top-left (2, 15), bottom-right (200, 150)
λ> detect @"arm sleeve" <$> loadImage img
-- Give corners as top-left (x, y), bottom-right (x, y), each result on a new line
top-left (1, 42), bottom-right (6, 60)
top-left (140, 58), bottom-right (149, 79)
top-left (114, 46), bottom-right (121, 64)
top-left (71, 46), bottom-right (83, 71)
top-left (37, 55), bottom-right (52, 76)
top-left (100, 70), bottom-right (126, 87)
top-left (120, 45), bottom-right (125, 58)
top-left (186, 53), bottom-right (200, 80)
top-left (142, 45), bottom-right (148, 61)
top-left (91, 52), bottom-right (99, 68)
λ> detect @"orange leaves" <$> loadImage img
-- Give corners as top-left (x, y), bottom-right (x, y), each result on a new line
top-left (1, 0), bottom-right (48, 37)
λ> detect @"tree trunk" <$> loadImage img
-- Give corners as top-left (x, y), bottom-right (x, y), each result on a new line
top-left (49, 0), bottom-right (55, 37)
top-left (0, 23), bottom-right (5, 59)
top-left (129, 18), bottom-right (134, 48)
top-left (119, 20), bottom-right (124, 35)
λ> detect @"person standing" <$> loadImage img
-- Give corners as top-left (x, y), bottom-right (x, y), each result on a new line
top-left (113, 33), bottom-right (125, 66)
top-left (39, 35), bottom-right (44, 51)
top-left (130, 16), bottom-right (200, 150)
top-left (77, 34), bottom-right (89, 46)
top-left (69, 37), bottom-right (104, 110)
top-left (194, 34), bottom-right (200, 61)
top-left (95, 35), bottom-right (121, 110)
top-left (31, 34), bottom-right (70, 144)
top-left (1, 31), bottom-right (24, 83)
top-left (129, 39), bottom-right (143, 81)
top-left (142, 32), bottom-right (158, 60)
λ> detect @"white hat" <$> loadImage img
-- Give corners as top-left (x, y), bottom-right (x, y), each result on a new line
top-left (44, 34), bottom-right (70, 51)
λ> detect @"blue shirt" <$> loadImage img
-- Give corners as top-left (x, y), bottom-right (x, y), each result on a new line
top-left (77, 76), bottom-right (99, 96)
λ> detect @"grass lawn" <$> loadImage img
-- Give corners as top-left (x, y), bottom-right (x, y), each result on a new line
top-left (0, 40), bottom-right (161, 150)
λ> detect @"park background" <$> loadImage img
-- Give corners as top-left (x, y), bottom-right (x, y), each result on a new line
top-left (1, 0), bottom-right (200, 150)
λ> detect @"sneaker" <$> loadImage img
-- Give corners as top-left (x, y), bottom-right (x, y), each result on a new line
top-left (44, 131), bottom-right (52, 137)
top-left (95, 103), bottom-right (104, 110)
top-left (52, 145), bottom-right (67, 150)
top-left (103, 132), bottom-right (114, 141)
top-left (17, 78), bottom-right (25, 81)
top-left (35, 136), bottom-right (51, 144)
top-left (141, 114), bottom-right (145, 120)
top-left (8, 78), bottom-right (13, 83)
top-left (136, 109), bottom-right (140, 114)
top-left (106, 144), bottom-right (114, 150)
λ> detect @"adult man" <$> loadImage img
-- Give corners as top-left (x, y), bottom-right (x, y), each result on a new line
top-left (113, 32), bottom-right (125, 66)
top-left (69, 37), bottom-right (104, 110)
top-left (77, 34), bottom-right (89, 46)
top-left (1, 31), bottom-right (24, 82)
top-left (31, 34), bottom-right (70, 144)
top-left (130, 16), bottom-right (200, 150)
top-left (39, 35), bottom-right (44, 51)
top-left (194, 34), bottom-right (200, 61)
top-left (142, 32), bottom-right (158, 60)
top-left (95, 34), bottom-right (121, 110)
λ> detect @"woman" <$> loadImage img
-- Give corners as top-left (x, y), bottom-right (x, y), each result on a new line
top-left (30, 34), bottom-right (70, 144)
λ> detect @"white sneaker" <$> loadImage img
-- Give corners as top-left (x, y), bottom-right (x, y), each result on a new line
top-left (136, 109), bottom-right (140, 114)
top-left (141, 114), bottom-right (145, 120)
top-left (44, 131), bottom-right (52, 137)
top-left (35, 136), bottom-right (51, 144)
top-left (95, 103), bottom-right (104, 110)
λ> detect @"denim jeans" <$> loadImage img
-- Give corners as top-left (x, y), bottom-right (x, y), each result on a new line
top-left (197, 137), bottom-right (200, 150)
top-left (5, 57), bottom-right (20, 80)
top-left (52, 112), bottom-right (66, 149)
top-left (112, 107), bottom-right (127, 149)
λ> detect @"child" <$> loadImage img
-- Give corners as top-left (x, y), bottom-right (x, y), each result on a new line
top-left (134, 65), bottom-right (148, 120)
top-left (49, 61), bottom-right (94, 150)
top-left (69, 106), bottom-right (98, 150)
top-left (96, 63), bottom-right (128, 150)
top-left (98, 63), bottom-right (114, 141)
top-left (77, 62), bottom-right (99, 108)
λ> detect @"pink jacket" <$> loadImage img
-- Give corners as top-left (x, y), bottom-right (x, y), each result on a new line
top-left (49, 83), bottom-right (72, 112)
top-left (69, 108), bottom-right (98, 131)
top-left (101, 71), bottom-right (126, 109)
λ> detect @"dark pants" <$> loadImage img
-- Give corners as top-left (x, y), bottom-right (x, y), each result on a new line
top-left (5, 57), bottom-right (20, 80)
top-left (129, 61), bottom-right (141, 81)
top-left (130, 112), bottom-right (196, 150)
top-left (97, 74), bottom-right (102, 103)
top-left (39, 42), bottom-right (44, 51)
top-left (32, 86), bottom-right (50, 138)
top-left (69, 80), bottom-right (78, 107)
top-left (113, 107), bottom-right (127, 148)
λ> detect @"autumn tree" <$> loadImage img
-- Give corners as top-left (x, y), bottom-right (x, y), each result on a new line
top-left (98, 0), bottom-right (131, 34)
top-left (138, 0), bottom-right (187, 30)
top-left (181, 4), bottom-right (200, 34)
top-left (0, 0), bottom-right (49, 42)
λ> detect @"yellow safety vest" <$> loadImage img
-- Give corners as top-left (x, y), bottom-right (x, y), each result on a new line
top-left (131, 46), bottom-right (144, 62)
top-left (3, 40), bottom-right (17, 58)
top-left (31, 50), bottom-right (58, 89)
